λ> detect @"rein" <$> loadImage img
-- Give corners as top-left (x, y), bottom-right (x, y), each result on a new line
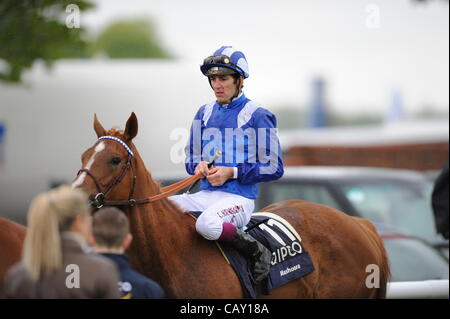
top-left (78, 136), bottom-right (202, 209)
top-left (94, 173), bottom-right (202, 208)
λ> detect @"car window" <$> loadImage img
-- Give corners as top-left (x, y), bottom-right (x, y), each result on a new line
top-left (266, 183), bottom-right (342, 210)
top-left (341, 182), bottom-right (439, 243)
top-left (383, 237), bottom-right (449, 281)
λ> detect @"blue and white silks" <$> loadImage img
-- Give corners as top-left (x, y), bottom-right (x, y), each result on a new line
top-left (185, 93), bottom-right (284, 199)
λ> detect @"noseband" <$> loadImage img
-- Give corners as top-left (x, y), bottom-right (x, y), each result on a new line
top-left (77, 136), bottom-right (202, 209)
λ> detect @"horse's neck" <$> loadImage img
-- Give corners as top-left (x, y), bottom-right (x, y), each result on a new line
top-left (127, 156), bottom-right (191, 281)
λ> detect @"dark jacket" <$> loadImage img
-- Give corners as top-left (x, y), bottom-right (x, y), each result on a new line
top-left (432, 161), bottom-right (449, 239)
top-left (101, 253), bottom-right (164, 299)
top-left (4, 236), bottom-right (120, 299)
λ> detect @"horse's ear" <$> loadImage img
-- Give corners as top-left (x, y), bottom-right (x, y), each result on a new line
top-left (94, 114), bottom-right (107, 138)
top-left (124, 112), bottom-right (138, 141)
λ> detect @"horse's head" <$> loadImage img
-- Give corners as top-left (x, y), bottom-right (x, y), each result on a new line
top-left (72, 112), bottom-right (139, 208)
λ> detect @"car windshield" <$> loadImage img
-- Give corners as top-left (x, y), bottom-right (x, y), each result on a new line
top-left (340, 181), bottom-right (439, 243)
top-left (383, 237), bottom-right (449, 281)
top-left (268, 183), bottom-right (341, 210)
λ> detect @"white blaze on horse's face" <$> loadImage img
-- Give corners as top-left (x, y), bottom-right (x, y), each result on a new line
top-left (72, 142), bottom-right (106, 188)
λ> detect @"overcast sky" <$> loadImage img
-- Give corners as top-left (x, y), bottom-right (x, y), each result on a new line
top-left (80, 0), bottom-right (449, 115)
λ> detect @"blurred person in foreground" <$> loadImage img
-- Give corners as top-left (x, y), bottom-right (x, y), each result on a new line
top-left (432, 160), bottom-right (449, 240)
top-left (92, 207), bottom-right (164, 299)
top-left (3, 185), bottom-right (120, 299)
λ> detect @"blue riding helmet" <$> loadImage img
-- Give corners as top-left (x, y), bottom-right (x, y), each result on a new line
top-left (200, 46), bottom-right (249, 79)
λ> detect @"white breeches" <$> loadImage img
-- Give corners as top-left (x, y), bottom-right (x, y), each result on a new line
top-left (169, 190), bottom-right (254, 240)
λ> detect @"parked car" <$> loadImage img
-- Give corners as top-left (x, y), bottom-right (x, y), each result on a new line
top-left (376, 223), bottom-right (448, 282)
top-left (257, 166), bottom-right (448, 255)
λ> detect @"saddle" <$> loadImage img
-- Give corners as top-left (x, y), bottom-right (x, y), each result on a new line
top-left (189, 211), bottom-right (315, 298)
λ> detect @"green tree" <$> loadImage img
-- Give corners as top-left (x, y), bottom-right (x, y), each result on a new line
top-left (0, 0), bottom-right (94, 83)
top-left (92, 19), bottom-right (170, 59)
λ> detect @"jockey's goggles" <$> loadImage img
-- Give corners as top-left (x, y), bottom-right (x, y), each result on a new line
top-left (203, 54), bottom-right (235, 66)
top-left (201, 54), bottom-right (244, 77)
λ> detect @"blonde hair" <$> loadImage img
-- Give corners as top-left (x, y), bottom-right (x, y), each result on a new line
top-left (22, 185), bottom-right (90, 281)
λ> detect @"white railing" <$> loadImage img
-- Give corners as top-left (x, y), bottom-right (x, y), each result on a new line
top-left (387, 280), bottom-right (449, 299)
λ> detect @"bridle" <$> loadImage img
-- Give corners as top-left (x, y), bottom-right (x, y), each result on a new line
top-left (77, 136), bottom-right (202, 209)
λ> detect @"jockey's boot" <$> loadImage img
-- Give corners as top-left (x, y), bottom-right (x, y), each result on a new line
top-left (230, 229), bottom-right (272, 284)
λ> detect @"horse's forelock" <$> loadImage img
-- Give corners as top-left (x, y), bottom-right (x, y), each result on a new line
top-left (104, 127), bottom-right (137, 155)
top-left (106, 127), bottom-right (124, 138)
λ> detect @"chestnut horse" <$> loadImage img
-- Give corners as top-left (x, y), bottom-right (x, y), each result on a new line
top-left (0, 218), bottom-right (26, 294)
top-left (73, 112), bottom-right (390, 298)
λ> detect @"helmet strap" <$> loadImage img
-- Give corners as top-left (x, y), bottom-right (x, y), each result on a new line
top-left (231, 77), bottom-right (242, 101)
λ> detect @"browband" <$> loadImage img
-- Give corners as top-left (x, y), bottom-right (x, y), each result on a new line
top-left (97, 136), bottom-right (134, 157)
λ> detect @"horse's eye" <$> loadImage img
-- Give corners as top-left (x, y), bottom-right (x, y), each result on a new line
top-left (110, 157), bottom-right (121, 165)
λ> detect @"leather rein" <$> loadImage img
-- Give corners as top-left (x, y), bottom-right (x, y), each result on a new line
top-left (77, 136), bottom-right (202, 209)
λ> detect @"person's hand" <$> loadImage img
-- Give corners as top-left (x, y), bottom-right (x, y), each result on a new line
top-left (194, 161), bottom-right (211, 177)
top-left (207, 166), bottom-right (234, 187)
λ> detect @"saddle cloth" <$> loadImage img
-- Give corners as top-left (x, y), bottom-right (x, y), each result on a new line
top-left (189, 211), bottom-right (315, 298)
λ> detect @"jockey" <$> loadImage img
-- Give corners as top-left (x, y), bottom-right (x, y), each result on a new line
top-left (169, 46), bottom-right (284, 284)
